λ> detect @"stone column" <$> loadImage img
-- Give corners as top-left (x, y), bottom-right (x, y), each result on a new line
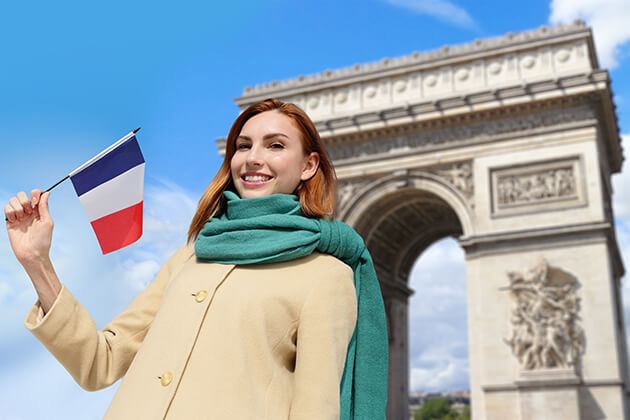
top-left (383, 281), bottom-right (414, 420)
top-left (462, 233), bottom-right (629, 419)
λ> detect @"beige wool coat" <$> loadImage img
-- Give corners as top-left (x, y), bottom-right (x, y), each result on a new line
top-left (24, 244), bottom-right (358, 419)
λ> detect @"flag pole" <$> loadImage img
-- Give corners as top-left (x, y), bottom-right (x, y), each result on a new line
top-left (5, 128), bottom-right (141, 221)
top-left (45, 128), bottom-right (141, 193)
top-left (45, 176), bottom-right (69, 192)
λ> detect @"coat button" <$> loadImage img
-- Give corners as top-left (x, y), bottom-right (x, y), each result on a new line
top-left (160, 371), bottom-right (173, 387)
top-left (194, 290), bottom-right (208, 303)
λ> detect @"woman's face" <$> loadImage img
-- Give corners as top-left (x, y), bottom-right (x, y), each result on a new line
top-left (230, 110), bottom-right (320, 199)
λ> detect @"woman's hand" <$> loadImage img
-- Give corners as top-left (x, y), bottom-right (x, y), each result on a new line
top-left (5, 189), bottom-right (61, 312)
top-left (5, 189), bottom-right (54, 266)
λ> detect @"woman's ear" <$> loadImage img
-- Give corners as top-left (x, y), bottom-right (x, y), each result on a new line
top-left (300, 152), bottom-right (320, 181)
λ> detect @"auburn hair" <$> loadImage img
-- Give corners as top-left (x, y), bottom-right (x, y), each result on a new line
top-left (187, 98), bottom-right (338, 243)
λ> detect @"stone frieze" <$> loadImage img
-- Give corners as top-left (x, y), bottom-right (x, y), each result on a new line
top-left (490, 157), bottom-right (585, 216)
top-left (327, 104), bottom-right (595, 162)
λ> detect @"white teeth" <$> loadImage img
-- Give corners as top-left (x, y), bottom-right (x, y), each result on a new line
top-left (244, 175), bottom-right (271, 182)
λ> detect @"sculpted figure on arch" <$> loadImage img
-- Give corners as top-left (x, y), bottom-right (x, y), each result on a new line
top-left (503, 257), bottom-right (584, 371)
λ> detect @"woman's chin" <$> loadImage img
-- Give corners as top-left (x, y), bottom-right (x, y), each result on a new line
top-left (238, 188), bottom-right (273, 199)
top-left (235, 181), bottom-right (297, 199)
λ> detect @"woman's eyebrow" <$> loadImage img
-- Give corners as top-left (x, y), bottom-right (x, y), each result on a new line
top-left (237, 133), bottom-right (289, 141)
top-left (263, 133), bottom-right (289, 140)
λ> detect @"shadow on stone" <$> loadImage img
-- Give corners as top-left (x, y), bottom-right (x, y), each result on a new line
top-left (579, 386), bottom-right (606, 420)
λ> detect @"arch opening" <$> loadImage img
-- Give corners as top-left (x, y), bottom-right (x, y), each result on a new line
top-left (353, 187), bottom-right (464, 287)
top-left (408, 237), bottom-right (469, 409)
top-left (350, 186), bottom-right (467, 419)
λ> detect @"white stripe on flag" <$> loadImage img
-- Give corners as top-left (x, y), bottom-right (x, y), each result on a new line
top-left (77, 164), bottom-right (145, 222)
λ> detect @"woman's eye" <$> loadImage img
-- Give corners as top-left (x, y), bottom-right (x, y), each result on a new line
top-left (236, 143), bottom-right (250, 150)
top-left (270, 143), bottom-right (284, 149)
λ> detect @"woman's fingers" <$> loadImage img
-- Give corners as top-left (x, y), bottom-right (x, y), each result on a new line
top-left (4, 190), bottom-right (48, 224)
top-left (4, 203), bottom-right (16, 223)
top-left (30, 189), bottom-right (42, 206)
top-left (9, 196), bottom-right (25, 220)
top-left (17, 191), bottom-right (33, 215)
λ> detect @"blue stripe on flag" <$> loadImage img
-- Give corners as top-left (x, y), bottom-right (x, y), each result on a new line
top-left (70, 136), bottom-right (145, 196)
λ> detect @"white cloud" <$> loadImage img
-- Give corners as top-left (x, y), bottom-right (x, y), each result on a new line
top-left (384, 0), bottom-right (477, 29)
top-left (550, 0), bottom-right (630, 68)
top-left (0, 281), bottom-right (12, 303)
top-left (408, 238), bottom-right (469, 391)
top-left (0, 347), bottom-right (117, 420)
top-left (410, 358), bottom-right (469, 391)
top-left (119, 258), bottom-right (162, 292)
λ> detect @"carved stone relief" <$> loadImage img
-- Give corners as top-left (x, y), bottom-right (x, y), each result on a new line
top-left (490, 157), bottom-right (585, 216)
top-left (503, 257), bottom-right (585, 371)
top-left (497, 167), bottom-right (576, 205)
top-left (336, 177), bottom-right (379, 214)
top-left (336, 162), bottom-right (474, 214)
top-left (326, 104), bottom-right (595, 162)
top-left (428, 162), bottom-right (474, 201)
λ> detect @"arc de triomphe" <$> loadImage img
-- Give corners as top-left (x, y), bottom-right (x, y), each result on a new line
top-left (218, 21), bottom-right (629, 420)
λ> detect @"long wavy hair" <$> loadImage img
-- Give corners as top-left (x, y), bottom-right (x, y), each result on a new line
top-left (187, 98), bottom-right (338, 243)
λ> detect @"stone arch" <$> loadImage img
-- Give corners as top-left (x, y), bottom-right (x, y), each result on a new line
top-left (338, 173), bottom-right (472, 419)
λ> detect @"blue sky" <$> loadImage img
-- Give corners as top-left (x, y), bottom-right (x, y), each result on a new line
top-left (1, 0), bottom-right (630, 418)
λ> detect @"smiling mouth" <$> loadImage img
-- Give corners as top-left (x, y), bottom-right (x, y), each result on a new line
top-left (241, 175), bottom-right (273, 184)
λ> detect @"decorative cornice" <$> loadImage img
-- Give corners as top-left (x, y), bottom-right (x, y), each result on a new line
top-left (326, 100), bottom-right (597, 164)
top-left (311, 70), bottom-right (609, 137)
top-left (482, 378), bottom-right (624, 392)
top-left (461, 221), bottom-right (611, 245)
top-left (237, 20), bottom-right (592, 102)
top-left (459, 221), bottom-right (616, 260)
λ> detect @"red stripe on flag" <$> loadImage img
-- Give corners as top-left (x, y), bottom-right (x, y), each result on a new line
top-left (90, 201), bottom-right (143, 254)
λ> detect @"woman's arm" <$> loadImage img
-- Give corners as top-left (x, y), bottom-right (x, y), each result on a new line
top-left (290, 260), bottom-right (358, 420)
top-left (5, 189), bottom-right (60, 312)
top-left (5, 188), bottom-right (192, 391)
top-left (23, 248), bottom-right (189, 391)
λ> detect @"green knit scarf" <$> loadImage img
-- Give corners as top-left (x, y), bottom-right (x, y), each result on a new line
top-left (195, 190), bottom-right (388, 419)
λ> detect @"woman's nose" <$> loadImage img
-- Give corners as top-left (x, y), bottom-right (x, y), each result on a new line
top-left (246, 145), bottom-right (264, 166)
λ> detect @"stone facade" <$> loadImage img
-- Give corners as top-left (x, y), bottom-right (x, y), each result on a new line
top-left (218, 20), bottom-right (628, 420)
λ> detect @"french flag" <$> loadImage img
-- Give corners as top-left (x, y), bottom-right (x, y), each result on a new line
top-left (69, 131), bottom-right (145, 254)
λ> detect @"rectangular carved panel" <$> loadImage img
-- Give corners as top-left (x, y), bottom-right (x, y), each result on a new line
top-left (490, 157), bottom-right (586, 217)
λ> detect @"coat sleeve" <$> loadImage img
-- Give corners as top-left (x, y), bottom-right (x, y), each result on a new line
top-left (290, 259), bottom-right (358, 420)
top-left (23, 244), bottom-right (194, 391)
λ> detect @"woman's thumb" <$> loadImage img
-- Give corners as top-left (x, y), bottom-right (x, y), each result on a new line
top-left (38, 192), bottom-right (52, 222)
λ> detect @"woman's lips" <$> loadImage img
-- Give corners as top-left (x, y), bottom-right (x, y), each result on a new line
top-left (241, 175), bottom-right (273, 187)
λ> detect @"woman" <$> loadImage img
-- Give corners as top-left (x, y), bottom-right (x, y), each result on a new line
top-left (4, 98), bottom-right (388, 419)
